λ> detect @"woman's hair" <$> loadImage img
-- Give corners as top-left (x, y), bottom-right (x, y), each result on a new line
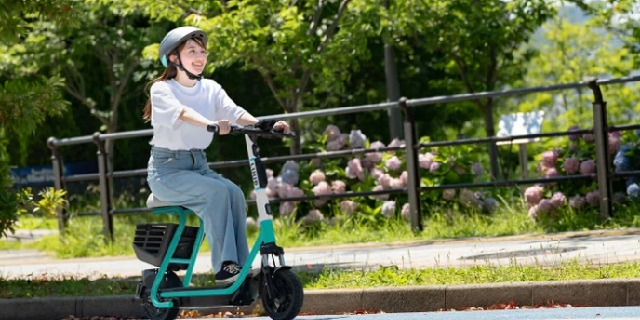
top-left (142, 37), bottom-right (207, 122)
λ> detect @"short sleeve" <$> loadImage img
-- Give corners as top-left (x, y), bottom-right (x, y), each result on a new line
top-left (150, 82), bottom-right (186, 130)
top-left (214, 87), bottom-right (247, 125)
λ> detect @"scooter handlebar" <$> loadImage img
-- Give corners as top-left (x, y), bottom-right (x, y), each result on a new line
top-left (206, 124), bottom-right (296, 138)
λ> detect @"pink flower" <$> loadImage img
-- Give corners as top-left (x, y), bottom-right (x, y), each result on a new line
top-left (391, 178), bottom-right (405, 188)
top-left (340, 200), bottom-right (359, 215)
top-left (349, 130), bottom-right (367, 148)
top-left (543, 167), bottom-right (559, 178)
top-left (331, 180), bottom-right (346, 194)
top-left (528, 205), bottom-right (540, 220)
top-left (442, 188), bottom-right (456, 201)
top-left (541, 150), bottom-right (559, 167)
top-left (419, 152), bottom-right (433, 170)
top-left (369, 168), bottom-right (384, 179)
top-left (279, 201), bottom-right (295, 216)
top-left (327, 134), bottom-right (347, 151)
top-left (378, 173), bottom-right (393, 189)
top-left (286, 187), bottom-right (305, 204)
top-left (309, 170), bottom-right (326, 186)
top-left (372, 185), bottom-right (389, 200)
top-left (385, 156), bottom-right (402, 171)
top-left (579, 160), bottom-right (596, 175)
top-left (401, 203), bottom-right (410, 220)
top-left (266, 169), bottom-right (274, 179)
top-left (312, 181), bottom-right (332, 207)
top-left (524, 186), bottom-right (543, 206)
top-left (563, 157), bottom-right (579, 174)
top-left (346, 158), bottom-right (365, 181)
top-left (388, 138), bottom-right (405, 149)
top-left (608, 132), bottom-right (621, 154)
top-left (400, 171), bottom-right (408, 186)
top-left (324, 125), bottom-right (341, 141)
top-left (366, 141), bottom-right (385, 163)
top-left (381, 201), bottom-right (396, 217)
top-left (550, 191), bottom-right (566, 208)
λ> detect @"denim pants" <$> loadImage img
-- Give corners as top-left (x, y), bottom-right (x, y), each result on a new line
top-left (146, 146), bottom-right (249, 273)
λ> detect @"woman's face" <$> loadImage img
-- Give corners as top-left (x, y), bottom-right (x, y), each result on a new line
top-left (173, 39), bottom-right (207, 75)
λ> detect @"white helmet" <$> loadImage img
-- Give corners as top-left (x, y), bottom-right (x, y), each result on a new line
top-left (158, 26), bottom-right (207, 67)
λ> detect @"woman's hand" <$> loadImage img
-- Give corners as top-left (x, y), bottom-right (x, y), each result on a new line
top-left (210, 120), bottom-right (231, 134)
top-left (273, 121), bottom-right (289, 134)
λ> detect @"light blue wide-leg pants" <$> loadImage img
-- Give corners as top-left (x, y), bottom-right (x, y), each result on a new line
top-left (146, 146), bottom-right (249, 273)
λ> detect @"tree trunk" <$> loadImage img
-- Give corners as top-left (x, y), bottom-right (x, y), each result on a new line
top-left (288, 118), bottom-right (302, 155)
top-left (482, 100), bottom-right (500, 180)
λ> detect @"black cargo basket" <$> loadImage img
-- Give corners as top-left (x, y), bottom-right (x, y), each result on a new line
top-left (132, 223), bottom-right (201, 271)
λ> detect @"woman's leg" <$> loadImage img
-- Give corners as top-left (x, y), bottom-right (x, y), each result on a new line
top-left (202, 170), bottom-right (249, 268)
top-left (148, 169), bottom-right (240, 277)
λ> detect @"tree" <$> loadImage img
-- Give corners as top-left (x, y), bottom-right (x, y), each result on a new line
top-left (109, 0), bottom-right (378, 154)
top-left (386, 0), bottom-right (556, 179)
top-left (0, 0), bottom-right (79, 237)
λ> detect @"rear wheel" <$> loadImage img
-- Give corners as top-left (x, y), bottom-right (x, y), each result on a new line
top-left (260, 270), bottom-right (304, 320)
top-left (140, 270), bottom-right (182, 320)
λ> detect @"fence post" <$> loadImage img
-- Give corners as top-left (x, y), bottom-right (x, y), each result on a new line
top-left (93, 132), bottom-right (113, 242)
top-left (588, 80), bottom-right (612, 220)
top-left (400, 97), bottom-right (423, 231)
top-left (47, 137), bottom-right (67, 235)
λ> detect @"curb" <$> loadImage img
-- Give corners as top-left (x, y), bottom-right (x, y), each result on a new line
top-left (3, 279), bottom-right (640, 320)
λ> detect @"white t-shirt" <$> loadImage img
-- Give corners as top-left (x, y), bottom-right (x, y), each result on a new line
top-left (149, 78), bottom-right (247, 150)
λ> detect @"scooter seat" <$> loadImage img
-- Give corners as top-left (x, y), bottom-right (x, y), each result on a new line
top-left (146, 193), bottom-right (177, 208)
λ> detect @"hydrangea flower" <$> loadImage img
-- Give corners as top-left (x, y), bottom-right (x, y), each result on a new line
top-left (378, 173), bottom-right (393, 189)
top-left (583, 133), bottom-right (595, 143)
top-left (563, 157), bottom-right (580, 174)
top-left (331, 180), bottom-right (346, 194)
top-left (309, 170), bottom-right (326, 186)
top-left (472, 162), bottom-right (484, 176)
top-left (541, 150), bottom-right (559, 167)
top-left (528, 205), bottom-right (540, 220)
top-left (324, 124), bottom-right (341, 141)
top-left (614, 145), bottom-right (632, 172)
top-left (569, 195), bottom-right (586, 210)
top-left (459, 189), bottom-right (481, 209)
top-left (537, 199), bottom-right (553, 214)
top-left (385, 156), bottom-right (402, 171)
top-left (366, 141), bottom-right (385, 163)
top-left (312, 181), bottom-right (332, 207)
top-left (346, 158), bottom-right (364, 181)
top-left (627, 183), bottom-right (640, 200)
top-left (340, 200), bottom-right (359, 215)
top-left (585, 189), bottom-right (600, 206)
top-left (524, 186), bottom-right (543, 206)
top-left (302, 209), bottom-right (324, 225)
top-left (381, 201), bottom-right (396, 217)
top-left (279, 201), bottom-right (295, 216)
top-left (429, 162), bottom-right (441, 174)
top-left (419, 152), bottom-right (434, 170)
top-left (567, 125), bottom-right (581, 141)
top-left (550, 191), bottom-right (567, 209)
top-left (442, 188), bottom-right (456, 201)
top-left (372, 185), bottom-right (389, 200)
top-left (608, 132), bottom-right (621, 154)
top-left (482, 197), bottom-right (499, 213)
top-left (401, 203), bottom-right (411, 220)
top-left (349, 130), bottom-right (367, 148)
top-left (579, 160), bottom-right (596, 175)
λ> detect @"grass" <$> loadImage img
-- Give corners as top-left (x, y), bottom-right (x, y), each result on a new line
top-left (2, 257), bottom-right (640, 299)
top-left (5, 195), bottom-right (640, 259)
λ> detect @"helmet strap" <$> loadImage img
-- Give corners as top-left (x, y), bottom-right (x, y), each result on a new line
top-left (169, 51), bottom-right (202, 81)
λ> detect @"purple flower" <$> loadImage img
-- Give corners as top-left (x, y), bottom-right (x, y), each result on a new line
top-left (608, 132), bottom-right (621, 154)
top-left (369, 168), bottom-right (384, 179)
top-left (331, 180), bottom-right (346, 194)
top-left (583, 133), bottom-right (595, 143)
top-left (482, 197), bottom-right (499, 213)
top-left (401, 203), bottom-right (410, 220)
top-left (538, 199), bottom-right (553, 214)
top-left (541, 150), bottom-right (559, 167)
top-left (579, 160), bottom-right (596, 175)
top-left (381, 201), bottom-right (396, 217)
top-left (385, 156), bottom-right (402, 171)
top-left (528, 205), bottom-right (540, 220)
top-left (429, 162), bottom-right (441, 174)
top-left (279, 201), bottom-right (295, 216)
top-left (340, 200), bottom-right (359, 215)
top-left (563, 157), bottom-right (580, 174)
top-left (567, 125), bottom-right (581, 141)
top-left (543, 167), bottom-right (559, 178)
top-left (419, 152), bottom-right (434, 170)
top-left (569, 195), bottom-right (586, 210)
top-left (524, 186), bottom-right (543, 206)
top-left (586, 190), bottom-right (600, 206)
top-left (302, 209), bottom-right (325, 225)
top-left (550, 191), bottom-right (566, 209)
top-left (442, 188), bottom-right (456, 201)
top-left (349, 130), bottom-right (367, 148)
top-left (327, 134), bottom-right (348, 151)
top-left (309, 170), bottom-right (326, 186)
top-left (346, 158), bottom-right (365, 181)
top-left (472, 162), bottom-right (484, 176)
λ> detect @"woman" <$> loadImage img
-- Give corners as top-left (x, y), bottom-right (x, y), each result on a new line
top-left (143, 26), bottom-right (289, 283)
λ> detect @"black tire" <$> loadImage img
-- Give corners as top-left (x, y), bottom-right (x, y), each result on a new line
top-left (140, 270), bottom-right (182, 320)
top-left (260, 269), bottom-right (304, 320)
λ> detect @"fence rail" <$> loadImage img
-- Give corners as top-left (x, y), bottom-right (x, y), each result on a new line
top-left (46, 76), bottom-right (640, 240)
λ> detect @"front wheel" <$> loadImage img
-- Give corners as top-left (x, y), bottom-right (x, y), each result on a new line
top-left (260, 270), bottom-right (304, 320)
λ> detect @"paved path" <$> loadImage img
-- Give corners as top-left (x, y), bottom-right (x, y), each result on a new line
top-left (3, 229), bottom-right (640, 280)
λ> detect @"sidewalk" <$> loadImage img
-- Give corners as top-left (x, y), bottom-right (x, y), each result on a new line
top-left (2, 228), bottom-right (640, 280)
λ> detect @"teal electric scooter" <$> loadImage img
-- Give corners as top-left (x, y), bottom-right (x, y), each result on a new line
top-left (133, 121), bottom-right (302, 320)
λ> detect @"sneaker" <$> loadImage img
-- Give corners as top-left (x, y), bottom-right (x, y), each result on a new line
top-left (215, 262), bottom-right (241, 283)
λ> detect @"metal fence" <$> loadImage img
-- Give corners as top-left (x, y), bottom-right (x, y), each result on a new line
top-left (46, 76), bottom-right (640, 241)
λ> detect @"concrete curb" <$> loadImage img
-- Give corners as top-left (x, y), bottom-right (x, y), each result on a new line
top-left (3, 279), bottom-right (640, 320)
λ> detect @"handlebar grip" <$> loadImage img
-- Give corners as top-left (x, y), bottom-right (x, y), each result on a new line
top-left (206, 124), bottom-right (219, 133)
